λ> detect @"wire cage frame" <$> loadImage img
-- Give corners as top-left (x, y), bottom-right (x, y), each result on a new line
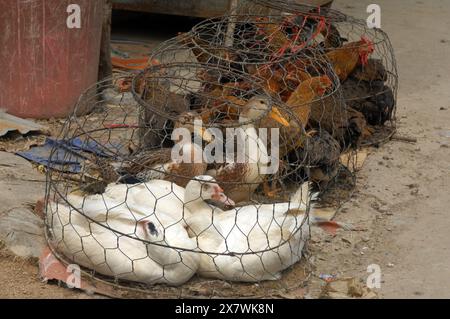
top-left (132, 60), bottom-right (322, 199)
top-left (142, 24), bottom-right (363, 198)
top-left (235, 0), bottom-right (399, 145)
top-left (140, 41), bottom-right (362, 192)
top-left (186, 15), bottom-right (364, 147)
top-left (237, 0), bottom-right (348, 22)
top-left (44, 72), bottom-right (320, 297)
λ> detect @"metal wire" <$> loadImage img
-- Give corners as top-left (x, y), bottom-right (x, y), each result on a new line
top-left (45, 70), bottom-right (317, 290)
top-left (43, 5), bottom-right (398, 295)
top-left (238, 1), bottom-right (399, 145)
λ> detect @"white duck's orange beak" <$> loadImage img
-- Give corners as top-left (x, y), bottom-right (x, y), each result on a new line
top-left (211, 185), bottom-right (235, 207)
top-left (269, 107), bottom-right (290, 127)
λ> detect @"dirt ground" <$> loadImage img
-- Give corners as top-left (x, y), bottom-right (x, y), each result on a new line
top-left (0, 0), bottom-right (449, 299)
top-left (305, 0), bottom-right (450, 299)
top-left (0, 248), bottom-right (91, 299)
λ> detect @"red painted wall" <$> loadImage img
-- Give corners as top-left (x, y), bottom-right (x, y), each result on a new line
top-left (0, 0), bottom-right (104, 119)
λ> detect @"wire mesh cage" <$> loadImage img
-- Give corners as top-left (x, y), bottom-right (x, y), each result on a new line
top-left (42, 2), bottom-right (398, 296)
top-left (143, 39), bottom-right (362, 196)
top-left (186, 15), bottom-right (369, 149)
top-left (236, 0), bottom-right (399, 145)
top-left (44, 70), bottom-right (322, 297)
top-left (144, 18), bottom-right (369, 195)
top-left (132, 61), bottom-right (321, 202)
top-left (329, 17), bottom-right (398, 146)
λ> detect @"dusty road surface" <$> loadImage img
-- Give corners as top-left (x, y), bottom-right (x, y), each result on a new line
top-left (0, 0), bottom-right (449, 299)
top-left (307, 0), bottom-right (450, 299)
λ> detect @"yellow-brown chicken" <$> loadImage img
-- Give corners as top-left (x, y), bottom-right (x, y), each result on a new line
top-left (250, 65), bottom-right (284, 96)
top-left (251, 63), bottom-right (314, 101)
top-left (325, 37), bottom-right (375, 82)
top-left (254, 17), bottom-right (291, 53)
top-left (285, 75), bottom-right (334, 127)
top-left (252, 76), bottom-right (333, 158)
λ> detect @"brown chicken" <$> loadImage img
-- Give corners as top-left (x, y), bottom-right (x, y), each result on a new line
top-left (309, 93), bottom-right (371, 148)
top-left (253, 76), bottom-right (333, 158)
top-left (321, 23), bottom-right (346, 49)
top-left (285, 75), bottom-right (334, 127)
top-left (250, 65), bottom-right (284, 96)
top-left (254, 17), bottom-right (291, 53)
top-left (193, 84), bottom-right (251, 123)
top-left (325, 37), bottom-right (375, 82)
top-left (342, 59), bottom-right (395, 126)
top-left (351, 58), bottom-right (388, 82)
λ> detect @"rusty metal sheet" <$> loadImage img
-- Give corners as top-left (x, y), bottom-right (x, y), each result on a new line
top-left (0, 1), bottom-right (104, 119)
top-left (0, 110), bottom-right (48, 136)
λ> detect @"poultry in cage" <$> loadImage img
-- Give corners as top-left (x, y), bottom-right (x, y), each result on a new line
top-left (342, 59), bottom-right (395, 126)
top-left (185, 177), bottom-right (317, 282)
top-left (324, 36), bottom-right (375, 82)
top-left (254, 74), bottom-right (343, 171)
top-left (284, 75), bottom-right (333, 126)
top-left (286, 129), bottom-right (342, 185)
top-left (48, 197), bottom-right (200, 286)
top-left (118, 111), bottom-right (214, 187)
top-left (59, 174), bottom-right (315, 283)
top-left (74, 175), bottom-right (232, 225)
top-left (216, 75), bottom-right (336, 156)
top-left (205, 96), bottom-right (290, 204)
top-left (82, 111), bottom-right (215, 193)
top-left (320, 28), bottom-right (396, 130)
top-left (308, 93), bottom-right (371, 148)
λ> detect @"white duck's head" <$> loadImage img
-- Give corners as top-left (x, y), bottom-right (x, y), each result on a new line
top-left (184, 175), bottom-right (235, 208)
top-left (239, 96), bottom-right (290, 126)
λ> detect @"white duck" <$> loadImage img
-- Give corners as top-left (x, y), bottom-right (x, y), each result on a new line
top-left (182, 176), bottom-right (318, 282)
top-left (47, 195), bottom-right (200, 286)
top-left (80, 174), bottom-right (234, 227)
top-left (58, 174), bottom-right (315, 283)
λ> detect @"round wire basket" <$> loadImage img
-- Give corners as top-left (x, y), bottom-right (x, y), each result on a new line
top-left (142, 23), bottom-right (363, 196)
top-left (44, 72), bottom-right (320, 297)
top-left (236, 1), bottom-right (399, 145)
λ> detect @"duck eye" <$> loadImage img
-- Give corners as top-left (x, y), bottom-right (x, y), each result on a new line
top-left (147, 222), bottom-right (159, 237)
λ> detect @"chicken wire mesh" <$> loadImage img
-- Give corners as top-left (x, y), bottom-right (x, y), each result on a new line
top-left (236, 0), bottom-right (399, 145)
top-left (143, 20), bottom-right (364, 197)
top-left (42, 2), bottom-right (398, 296)
top-left (44, 72), bottom-right (320, 297)
top-left (187, 15), bottom-right (369, 149)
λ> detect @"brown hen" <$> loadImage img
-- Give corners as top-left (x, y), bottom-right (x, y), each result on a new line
top-left (325, 37), bottom-right (375, 82)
